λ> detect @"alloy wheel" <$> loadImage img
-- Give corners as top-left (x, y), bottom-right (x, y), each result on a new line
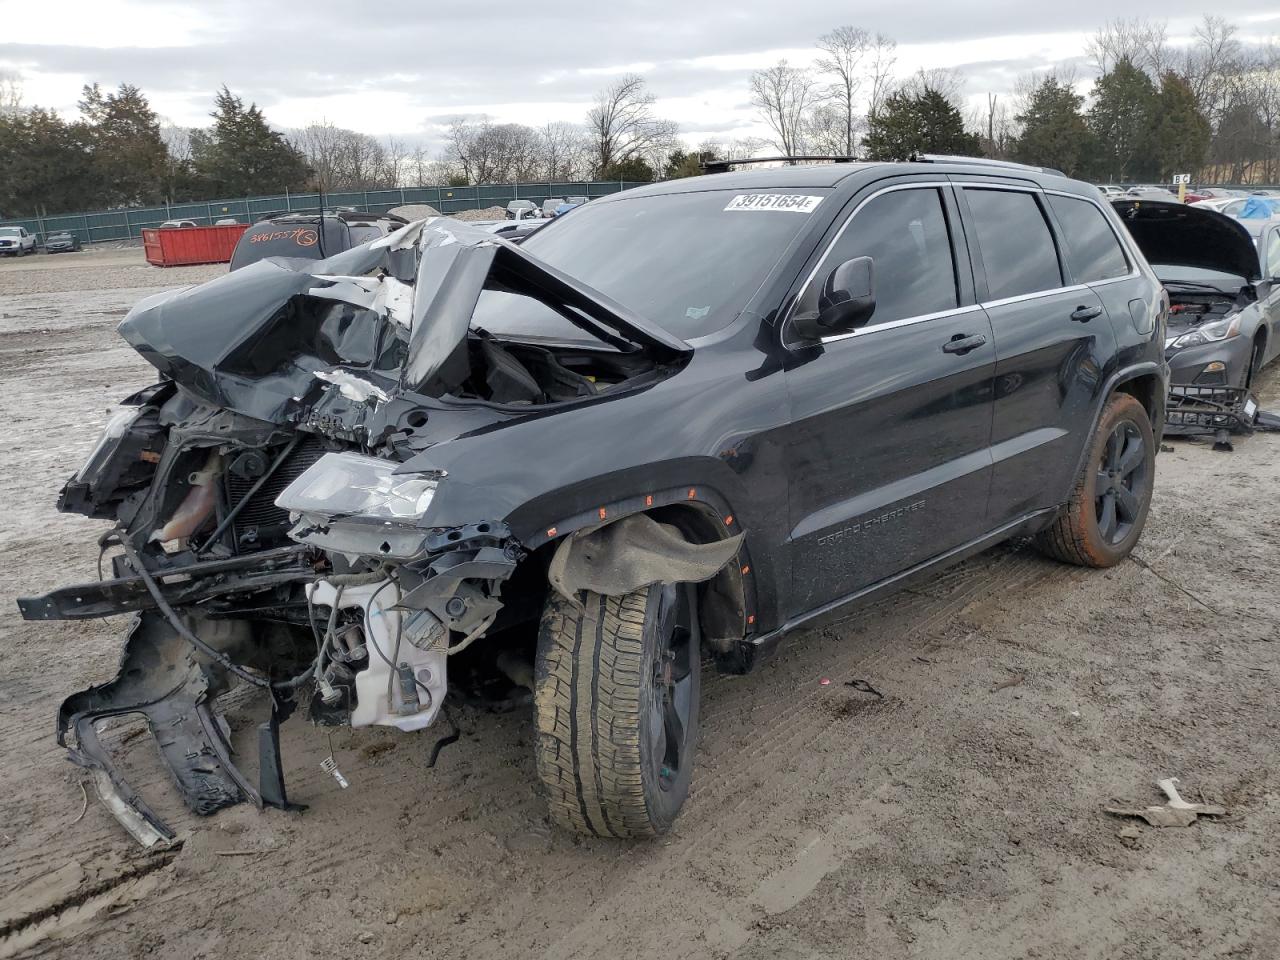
top-left (649, 583), bottom-right (696, 793)
top-left (1095, 421), bottom-right (1148, 545)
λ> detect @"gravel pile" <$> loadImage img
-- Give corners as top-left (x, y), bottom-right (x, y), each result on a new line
top-left (388, 203), bottom-right (441, 220)
top-left (450, 206), bottom-right (507, 222)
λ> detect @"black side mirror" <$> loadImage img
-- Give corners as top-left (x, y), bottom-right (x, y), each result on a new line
top-left (794, 256), bottom-right (876, 339)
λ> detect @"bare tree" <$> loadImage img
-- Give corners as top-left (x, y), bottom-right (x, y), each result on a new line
top-left (977, 93), bottom-right (1016, 159)
top-left (697, 136), bottom-right (766, 161)
top-left (407, 147), bottom-right (460, 187)
top-left (750, 60), bottom-right (820, 157)
top-left (0, 70), bottom-right (22, 116)
top-left (1087, 18), bottom-right (1169, 75)
top-left (1182, 16), bottom-right (1242, 125)
top-left (900, 67), bottom-right (966, 109)
top-left (381, 136), bottom-right (410, 187)
top-left (291, 121), bottom-right (345, 191)
top-left (157, 120), bottom-right (194, 199)
top-left (446, 117), bottom-right (543, 183)
top-left (292, 121), bottom-right (396, 190)
top-left (538, 121), bottom-right (590, 180)
top-left (805, 102), bottom-right (852, 156)
top-left (865, 33), bottom-right (898, 123)
top-left (815, 26), bottom-right (870, 156)
top-left (586, 75), bottom-right (678, 175)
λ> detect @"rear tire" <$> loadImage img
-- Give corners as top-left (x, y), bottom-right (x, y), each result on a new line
top-left (534, 583), bottom-right (700, 838)
top-left (1035, 392), bottom-right (1155, 568)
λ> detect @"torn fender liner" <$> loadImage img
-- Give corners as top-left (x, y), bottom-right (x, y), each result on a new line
top-left (548, 513), bottom-right (744, 601)
top-left (57, 611), bottom-right (260, 846)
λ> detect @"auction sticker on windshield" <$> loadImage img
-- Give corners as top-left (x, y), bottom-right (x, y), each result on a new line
top-left (724, 194), bottom-right (823, 213)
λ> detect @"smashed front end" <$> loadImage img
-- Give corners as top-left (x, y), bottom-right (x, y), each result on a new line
top-left (18, 219), bottom-right (691, 845)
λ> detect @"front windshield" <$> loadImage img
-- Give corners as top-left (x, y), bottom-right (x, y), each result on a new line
top-left (0, 228), bottom-right (20, 237)
top-left (473, 188), bottom-right (828, 339)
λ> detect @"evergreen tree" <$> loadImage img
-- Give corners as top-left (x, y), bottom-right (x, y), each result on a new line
top-left (863, 89), bottom-right (981, 160)
top-left (190, 86), bottom-right (310, 197)
top-left (0, 108), bottom-right (97, 216)
top-left (1150, 72), bottom-right (1211, 181)
top-left (664, 149), bottom-right (717, 179)
top-left (599, 156), bottom-right (655, 182)
top-left (78, 83), bottom-right (168, 206)
top-left (1086, 59), bottom-right (1158, 182)
top-left (1010, 77), bottom-right (1094, 178)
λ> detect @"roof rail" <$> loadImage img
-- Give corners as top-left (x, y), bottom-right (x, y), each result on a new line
top-left (911, 154), bottom-right (1065, 176)
top-left (251, 208), bottom-right (408, 224)
top-left (700, 155), bottom-right (860, 174)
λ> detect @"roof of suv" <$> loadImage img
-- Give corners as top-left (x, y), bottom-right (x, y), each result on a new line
top-left (611, 159), bottom-right (1084, 200)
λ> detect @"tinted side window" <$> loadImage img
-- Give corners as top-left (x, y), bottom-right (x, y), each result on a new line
top-left (964, 189), bottom-right (1062, 300)
top-left (1048, 194), bottom-right (1129, 282)
top-left (811, 187), bottom-right (958, 326)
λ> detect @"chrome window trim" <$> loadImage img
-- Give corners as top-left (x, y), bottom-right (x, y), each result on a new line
top-left (821, 304), bottom-right (985, 343)
top-left (982, 283), bottom-right (1090, 310)
top-left (808, 180), bottom-right (1143, 346)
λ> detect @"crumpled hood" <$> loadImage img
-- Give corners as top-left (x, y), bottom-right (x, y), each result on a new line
top-left (1112, 199), bottom-right (1260, 282)
top-left (118, 218), bottom-right (691, 423)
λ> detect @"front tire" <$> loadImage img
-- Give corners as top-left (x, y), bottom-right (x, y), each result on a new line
top-left (535, 583), bottom-right (700, 838)
top-left (1035, 392), bottom-right (1155, 567)
top-left (1246, 334), bottom-right (1265, 388)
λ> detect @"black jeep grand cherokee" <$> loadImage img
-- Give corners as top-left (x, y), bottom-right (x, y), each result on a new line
top-left (21, 157), bottom-right (1167, 845)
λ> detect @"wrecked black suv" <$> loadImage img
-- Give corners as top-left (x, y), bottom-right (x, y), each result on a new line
top-left (20, 157), bottom-right (1168, 844)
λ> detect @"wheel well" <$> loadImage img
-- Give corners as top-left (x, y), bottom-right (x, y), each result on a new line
top-left (1114, 373), bottom-right (1162, 424)
top-left (635, 503), bottom-right (748, 655)
top-left (610, 503), bottom-right (749, 655)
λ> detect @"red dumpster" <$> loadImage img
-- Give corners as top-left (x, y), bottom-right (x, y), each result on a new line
top-left (142, 224), bottom-right (249, 267)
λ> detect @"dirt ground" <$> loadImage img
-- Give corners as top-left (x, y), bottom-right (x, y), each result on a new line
top-left (1, 248), bottom-right (1277, 960)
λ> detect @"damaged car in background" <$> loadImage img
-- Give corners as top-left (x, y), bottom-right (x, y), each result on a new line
top-left (1113, 199), bottom-right (1280, 442)
top-left (21, 158), bottom-right (1168, 845)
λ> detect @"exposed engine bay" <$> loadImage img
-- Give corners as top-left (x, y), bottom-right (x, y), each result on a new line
top-left (1166, 288), bottom-right (1251, 329)
top-left (15, 218), bottom-right (736, 847)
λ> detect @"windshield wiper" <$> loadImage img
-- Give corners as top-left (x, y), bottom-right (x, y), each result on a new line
top-left (1160, 279), bottom-right (1236, 295)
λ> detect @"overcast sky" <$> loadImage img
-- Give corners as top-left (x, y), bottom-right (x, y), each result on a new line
top-left (2, 0), bottom-right (1278, 151)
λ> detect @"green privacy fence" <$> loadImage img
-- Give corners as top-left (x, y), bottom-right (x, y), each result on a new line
top-left (0, 181), bottom-right (647, 245)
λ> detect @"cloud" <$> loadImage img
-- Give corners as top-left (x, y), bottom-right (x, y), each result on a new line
top-left (2, 0), bottom-right (1276, 148)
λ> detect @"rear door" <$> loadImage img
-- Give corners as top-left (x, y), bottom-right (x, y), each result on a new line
top-left (955, 182), bottom-right (1119, 522)
top-left (784, 181), bottom-right (996, 616)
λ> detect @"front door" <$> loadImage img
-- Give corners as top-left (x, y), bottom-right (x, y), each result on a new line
top-left (784, 183), bottom-right (995, 617)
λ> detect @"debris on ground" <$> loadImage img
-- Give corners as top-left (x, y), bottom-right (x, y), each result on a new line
top-left (844, 679), bottom-right (883, 698)
top-left (991, 674), bottom-right (1025, 693)
top-left (1116, 824), bottom-right (1142, 846)
top-left (1105, 778), bottom-right (1227, 827)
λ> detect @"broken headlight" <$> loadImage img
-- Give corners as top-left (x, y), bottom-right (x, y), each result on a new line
top-left (73, 406), bottom-right (145, 481)
top-left (1168, 315), bottom-right (1241, 350)
top-left (275, 452), bottom-right (437, 523)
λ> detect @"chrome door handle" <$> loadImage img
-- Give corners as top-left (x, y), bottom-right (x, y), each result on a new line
top-left (942, 334), bottom-right (987, 355)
